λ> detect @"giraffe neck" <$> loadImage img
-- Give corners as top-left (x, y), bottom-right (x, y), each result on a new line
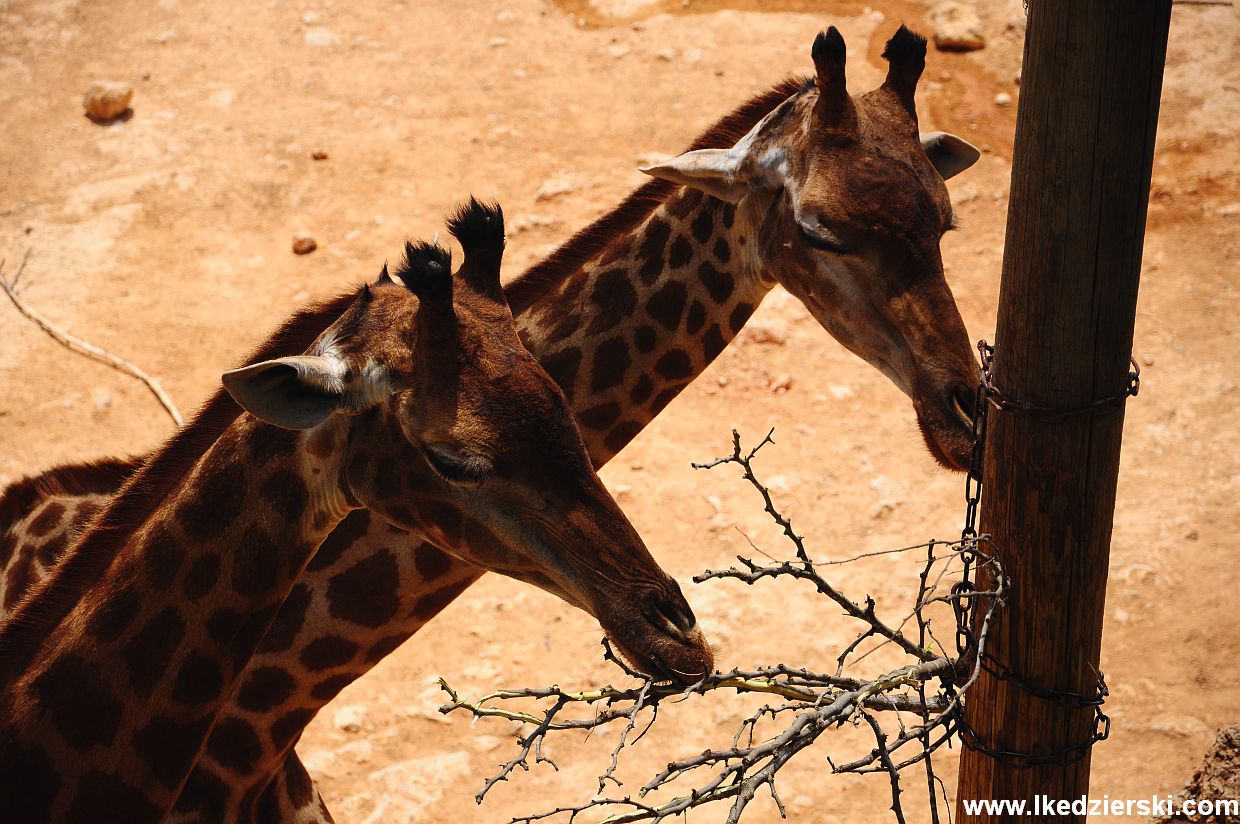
top-left (514, 187), bottom-right (774, 463)
top-left (0, 415), bottom-right (356, 823)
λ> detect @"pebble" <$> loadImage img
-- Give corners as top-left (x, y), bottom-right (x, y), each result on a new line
top-left (928, 1), bottom-right (986, 52)
top-left (534, 172), bottom-right (584, 201)
top-left (333, 705), bottom-right (368, 733)
top-left (742, 324), bottom-right (787, 346)
top-left (82, 81), bottom-right (133, 122)
top-left (292, 232), bottom-right (318, 255)
top-left (994, 91), bottom-right (1013, 108)
top-left (490, 37), bottom-right (510, 48)
top-left (311, 149), bottom-right (328, 160)
top-left (769, 373), bottom-right (793, 394)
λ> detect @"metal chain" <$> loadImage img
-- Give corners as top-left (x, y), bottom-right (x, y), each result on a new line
top-left (949, 339), bottom-right (1120, 768)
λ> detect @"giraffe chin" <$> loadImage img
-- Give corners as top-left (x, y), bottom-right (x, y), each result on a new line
top-left (604, 623), bottom-right (715, 687)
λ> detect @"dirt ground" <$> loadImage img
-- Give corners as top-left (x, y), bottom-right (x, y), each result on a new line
top-left (1, 0), bottom-right (1237, 821)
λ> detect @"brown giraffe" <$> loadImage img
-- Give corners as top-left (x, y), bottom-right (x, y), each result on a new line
top-left (0, 26), bottom-right (979, 822)
top-left (0, 201), bottom-right (712, 823)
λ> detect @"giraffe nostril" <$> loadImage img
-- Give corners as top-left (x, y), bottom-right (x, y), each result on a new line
top-left (643, 592), bottom-right (697, 637)
top-left (949, 383), bottom-right (977, 428)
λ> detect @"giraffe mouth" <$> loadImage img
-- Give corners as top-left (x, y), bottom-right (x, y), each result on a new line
top-left (599, 593), bottom-right (714, 686)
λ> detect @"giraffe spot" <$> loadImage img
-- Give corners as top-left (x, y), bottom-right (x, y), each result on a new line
top-left (691, 209), bottom-right (714, 244)
top-left (412, 578), bottom-right (473, 621)
top-left (666, 188), bottom-right (703, 219)
top-left (145, 525), bottom-right (186, 590)
top-left (365, 632), bottom-right (410, 663)
top-left (260, 469), bottom-right (310, 522)
top-left (176, 460), bottom-right (248, 542)
top-left (636, 218), bottom-right (671, 285)
top-left (729, 302), bottom-right (755, 333)
top-left (699, 262), bottom-right (734, 303)
top-left (249, 426), bottom-right (299, 467)
top-left (308, 510), bottom-right (372, 572)
top-left (27, 501), bottom-right (65, 538)
top-left (123, 606), bottom-right (187, 696)
top-left (0, 530), bottom-right (17, 569)
top-left (207, 607), bottom-right (244, 647)
top-left (132, 714), bottom-right (214, 789)
top-left (35, 531), bottom-right (70, 567)
top-left (284, 756), bottom-right (316, 809)
top-left (310, 673), bottom-right (355, 701)
top-left (206, 717), bottom-right (265, 775)
top-left (232, 524), bottom-right (282, 597)
top-left (305, 427), bottom-right (336, 459)
top-left (713, 237), bottom-right (732, 263)
top-left (590, 337), bottom-right (631, 394)
top-left (655, 349), bottom-right (694, 380)
top-left (414, 542), bottom-right (453, 581)
top-left (720, 203), bottom-right (736, 228)
top-left (174, 768), bottom-right (228, 822)
top-left (229, 605), bottom-right (279, 671)
top-left (182, 552), bottom-right (221, 601)
top-left (651, 385), bottom-right (686, 414)
top-left (598, 238), bottom-right (629, 267)
top-left (0, 742), bottom-right (58, 821)
top-left (258, 583), bottom-right (312, 653)
top-left (172, 653), bottom-right (224, 705)
top-left (375, 458), bottom-right (403, 495)
top-left (77, 501), bottom-right (101, 523)
top-left (237, 666), bottom-right (296, 712)
top-left (603, 421), bottom-right (645, 455)
top-left (686, 300), bottom-right (706, 335)
top-left (3, 551), bottom-right (33, 610)
top-left (703, 323), bottom-right (728, 362)
top-left (668, 236), bottom-right (693, 270)
top-left (416, 500), bottom-right (462, 546)
top-left (270, 709), bottom-right (316, 752)
top-left (327, 549), bottom-right (401, 628)
top-left (579, 402), bottom-right (622, 431)
top-left (540, 347), bottom-right (582, 399)
top-left (548, 313), bottom-right (581, 344)
top-left (646, 281), bottom-right (687, 331)
top-left (33, 654), bottom-right (122, 751)
top-left (587, 269), bottom-right (638, 335)
top-left (87, 583), bottom-right (141, 642)
top-left (629, 374), bottom-right (654, 405)
top-left (300, 635), bottom-right (358, 671)
top-left (633, 324), bottom-right (656, 353)
top-left (67, 770), bottom-right (160, 822)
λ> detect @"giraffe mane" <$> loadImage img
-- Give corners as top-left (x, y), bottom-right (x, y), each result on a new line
top-left (0, 458), bottom-right (139, 534)
top-left (505, 75), bottom-right (811, 315)
top-left (0, 289), bottom-right (361, 682)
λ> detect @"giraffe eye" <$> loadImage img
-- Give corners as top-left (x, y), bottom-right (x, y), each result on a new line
top-left (797, 222), bottom-right (848, 254)
top-left (424, 445), bottom-right (492, 488)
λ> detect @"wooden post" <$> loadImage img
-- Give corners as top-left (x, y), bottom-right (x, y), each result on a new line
top-left (955, 1), bottom-right (1171, 820)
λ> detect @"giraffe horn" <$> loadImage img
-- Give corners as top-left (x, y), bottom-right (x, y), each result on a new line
top-left (811, 26), bottom-right (855, 132)
top-left (446, 196), bottom-right (505, 296)
top-left (881, 25), bottom-right (927, 119)
top-left (394, 238), bottom-right (453, 301)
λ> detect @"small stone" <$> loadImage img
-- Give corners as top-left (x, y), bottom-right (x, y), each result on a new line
top-left (655, 48), bottom-right (676, 61)
top-left (333, 705), bottom-right (367, 733)
top-left (495, 10), bottom-right (516, 21)
top-left (928, 1), bottom-right (986, 52)
top-left (534, 172), bottom-right (584, 202)
top-left (994, 92), bottom-right (1013, 108)
top-left (490, 37), bottom-right (510, 47)
top-left (1013, 69), bottom-right (1022, 86)
top-left (311, 149), bottom-right (328, 160)
top-left (1141, 354), bottom-right (1154, 366)
top-left (303, 26), bottom-right (341, 47)
top-left (507, 213), bottom-right (561, 235)
top-left (83, 81), bottom-right (133, 122)
top-left (742, 324), bottom-right (787, 346)
top-left (606, 44), bottom-right (630, 59)
top-left (769, 373), bottom-right (793, 394)
top-left (292, 232), bottom-right (317, 255)
top-left (301, 11), bottom-right (318, 24)
top-left (91, 388), bottom-right (114, 413)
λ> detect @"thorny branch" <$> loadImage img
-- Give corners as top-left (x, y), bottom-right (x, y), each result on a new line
top-left (0, 250), bottom-right (184, 426)
top-left (439, 430), bottom-right (1005, 824)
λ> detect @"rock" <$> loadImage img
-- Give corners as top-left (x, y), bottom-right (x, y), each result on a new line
top-left (606, 44), bottom-right (631, 59)
top-left (332, 705), bottom-right (367, 732)
top-left (302, 749), bottom-right (340, 779)
top-left (742, 324), bottom-right (787, 346)
top-left (994, 91), bottom-right (1013, 108)
top-left (769, 373), bottom-right (793, 394)
top-left (490, 37), bottom-right (509, 47)
top-left (292, 232), bottom-right (317, 255)
top-left (1153, 726), bottom-right (1240, 824)
top-left (654, 47), bottom-right (676, 62)
top-left (507, 213), bottom-right (561, 236)
top-left (83, 82), bottom-right (133, 122)
top-left (928, 1), bottom-right (986, 52)
top-left (91, 388), bottom-right (114, 412)
top-left (362, 753), bottom-right (471, 822)
top-left (303, 27), bottom-right (341, 47)
top-left (534, 172), bottom-right (585, 202)
top-left (311, 149), bottom-right (328, 161)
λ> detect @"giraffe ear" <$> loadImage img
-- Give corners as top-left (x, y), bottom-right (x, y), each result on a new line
top-left (223, 355), bottom-right (348, 430)
top-left (641, 147), bottom-right (781, 205)
top-left (921, 131), bottom-right (981, 180)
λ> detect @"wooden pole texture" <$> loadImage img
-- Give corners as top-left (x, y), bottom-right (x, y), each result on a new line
top-left (955, 1), bottom-right (1171, 820)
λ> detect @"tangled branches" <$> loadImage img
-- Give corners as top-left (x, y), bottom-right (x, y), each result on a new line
top-left (439, 430), bottom-right (1005, 824)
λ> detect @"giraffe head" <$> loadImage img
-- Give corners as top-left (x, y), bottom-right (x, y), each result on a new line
top-left (223, 200), bottom-right (712, 683)
top-left (642, 26), bottom-right (982, 470)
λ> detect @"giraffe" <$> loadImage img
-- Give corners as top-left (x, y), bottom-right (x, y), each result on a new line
top-left (0, 26), bottom-right (980, 822)
top-left (0, 200), bottom-right (713, 824)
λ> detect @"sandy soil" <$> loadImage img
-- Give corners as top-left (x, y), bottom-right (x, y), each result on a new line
top-left (1, 0), bottom-right (1237, 821)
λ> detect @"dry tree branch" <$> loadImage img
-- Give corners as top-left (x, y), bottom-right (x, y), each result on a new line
top-left (439, 430), bottom-right (1005, 824)
top-left (0, 251), bottom-right (183, 427)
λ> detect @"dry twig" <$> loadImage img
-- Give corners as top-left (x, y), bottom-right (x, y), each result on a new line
top-left (0, 251), bottom-right (183, 426)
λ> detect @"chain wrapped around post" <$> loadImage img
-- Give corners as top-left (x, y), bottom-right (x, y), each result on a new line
top-left (949, 340), bottom-right (1134, 768)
